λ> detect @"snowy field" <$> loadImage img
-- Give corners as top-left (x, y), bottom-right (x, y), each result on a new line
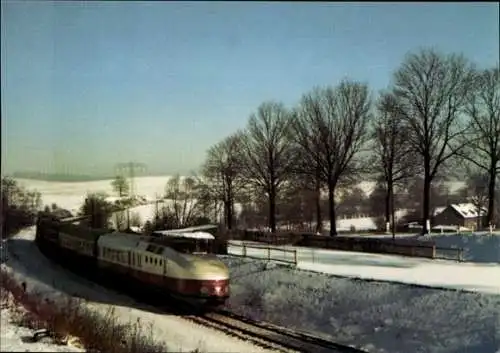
top-left (228, 236), bottom-right (500, 294)
top-left (12, 177), bottom-right (463, 232)
top-left (1, 228), bottom-right (278, 353)
top-left (222, 256), bottom-right (500, 353)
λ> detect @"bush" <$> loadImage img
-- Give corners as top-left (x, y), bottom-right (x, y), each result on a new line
top-left (0, 269), bottom-right (168, 353)
top-left (1, 177), bottom-right (41, 238)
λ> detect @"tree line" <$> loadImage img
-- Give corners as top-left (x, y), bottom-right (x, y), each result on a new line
top-left (199, 48), bottom-right (499, 236)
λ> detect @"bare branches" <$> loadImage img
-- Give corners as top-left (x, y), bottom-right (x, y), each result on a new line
top-left (239, 101), bottom-right (296, 232)
top-left (392, 48), bottom-right (475, 232)
top-left (371, 91), bottom-right (417, 235)
top-left (202, 132), bottom-right (245, 229)
top-left (460, 66), bottom-right (500, 226)
top-left (293, 80), bottom-right (372, 235)
top-left (393, 49), bottom-right (475, 177)
top-left (373, 92), bottom-right (417, 184)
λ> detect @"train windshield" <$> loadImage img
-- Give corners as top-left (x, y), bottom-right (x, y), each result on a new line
top-left (169, 238), bottom-right (214, 254)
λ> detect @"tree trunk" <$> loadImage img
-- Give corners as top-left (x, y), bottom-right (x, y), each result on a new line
top-left (227, 197), bottom-right (233, 230)
top-left (269, 184), bottom-right (277, 233)
top-left (328, 182), bottom-right (337, 236)
top-left (315, 172), bottom-right (322, 234)
top-left (486, 165), bottom-right (497, 227)
top-left (384, 183), bottom-right (391, 229)
top-left (390, 183), bottom-right (396, 239)
top-left (422, 172), bottom-right (432, 235)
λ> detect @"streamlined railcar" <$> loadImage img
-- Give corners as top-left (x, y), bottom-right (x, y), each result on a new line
top-left (35, 215), bottom-right (229, 307)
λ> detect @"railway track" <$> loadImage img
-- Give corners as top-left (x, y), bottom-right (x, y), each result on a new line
top-left (8, 234), bottom-right (368, 353)
top-left (179, 305), bottom-right (367, 353)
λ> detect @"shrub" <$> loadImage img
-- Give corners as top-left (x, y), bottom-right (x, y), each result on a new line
top-left (1, 269), bottom-right (168, 353)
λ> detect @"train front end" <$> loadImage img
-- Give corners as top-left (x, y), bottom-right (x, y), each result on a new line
top-left (189, 256), bottom-right (230, 306)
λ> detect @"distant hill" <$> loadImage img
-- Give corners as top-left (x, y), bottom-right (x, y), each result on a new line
top-left (10, 171), bottom-right (115, 182)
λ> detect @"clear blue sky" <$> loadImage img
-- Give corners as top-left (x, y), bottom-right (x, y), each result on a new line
top-left (2, 1), bottom-right (499, 176)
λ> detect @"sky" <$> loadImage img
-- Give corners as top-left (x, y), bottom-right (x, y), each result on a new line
top-left (1, 1), bottom-right (499, 176)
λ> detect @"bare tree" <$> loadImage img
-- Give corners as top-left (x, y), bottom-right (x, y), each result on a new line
top-left (391, 49), bottom-right (475, 234)
top-left (372, 92), bottom-right (416, 237)
top-left (293, 81), bottom-right (372, 236)
top-left (460, 66), bottom-right (500, 227)
top-left (164, 175), bottom-right (200, 228)
top-left (240, 101), bottom-right (295, 233)
top-left (290, 139), bottom-right (324, 233)
top-left (202, 132), bottom-right (245, 230)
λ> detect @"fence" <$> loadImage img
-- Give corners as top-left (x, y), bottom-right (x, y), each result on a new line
top-left (226, 229), bottom-right (469, 262)
top-left (434, 246), bottom-right (464, 262)
top-left (228, 242), bottom-right (298, 265)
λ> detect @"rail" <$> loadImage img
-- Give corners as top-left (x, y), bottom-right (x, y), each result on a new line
top-left (183, 309), bottom-right (367, 353)
top-left (228, 243), bottom-right (298, 265)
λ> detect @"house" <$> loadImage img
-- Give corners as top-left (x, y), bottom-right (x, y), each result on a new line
top-left (433, 203), bottom-right (487, 229)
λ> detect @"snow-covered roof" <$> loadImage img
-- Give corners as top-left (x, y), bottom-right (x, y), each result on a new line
top-left (169, 224), bottom-right (219, 233)
top-left (450, 203), bottom-right (487, 219)
top-left (433, 207), bottom-right (446, 216)
top-left (152, 230), bottom-right (215, 240)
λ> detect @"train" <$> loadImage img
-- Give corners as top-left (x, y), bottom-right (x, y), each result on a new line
top-left (35, 214), bottom-right (230, 308)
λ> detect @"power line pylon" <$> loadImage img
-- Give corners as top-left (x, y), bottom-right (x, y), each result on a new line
top-left (115, 162), bottom-right (147, 198)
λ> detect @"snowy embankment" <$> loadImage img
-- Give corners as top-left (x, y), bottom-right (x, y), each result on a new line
top-left (221, 256), bottom-right (500, 353)
top-left (1, 228), bottom-right (277, 353)
top-left (1, 305), bottom-right (84, 352)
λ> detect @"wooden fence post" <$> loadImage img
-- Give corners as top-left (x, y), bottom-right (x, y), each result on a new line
top-left (294, 250), bottom-right (297, 265)
top-left (243, 244), bottom-right (247, 257)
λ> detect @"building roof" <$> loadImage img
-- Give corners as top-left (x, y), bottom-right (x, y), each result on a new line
top-left (449, 203), bottom-right (487, 219)
top-left (152, 230), bottom-right (215, 240)
top-left (433, 207), bottom-right (446, 216)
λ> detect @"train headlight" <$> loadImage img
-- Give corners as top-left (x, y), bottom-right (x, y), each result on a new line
top-left (200, 286), bottom-right (210, 295)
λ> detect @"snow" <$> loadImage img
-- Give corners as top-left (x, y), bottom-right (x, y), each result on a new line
top-left (1, 306), bottom-right (84, 352)
top-left (153, 230), bottom-right (215, 240)
top-left (8, 177), bottom-right (500, 352)
top-left (228, 239), bottom-right (500, 294)
top-left (334, 217), bottom-right (377, 232)
top-left (450, 203), bottom-right (487, 219)
top-left (2, 228), bottom-right (278, 353)
top-left (222, 255), bottom-right (500, 353)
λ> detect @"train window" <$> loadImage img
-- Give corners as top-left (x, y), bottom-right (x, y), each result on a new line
top-left (145, 257), bottom-right (148, 264)
top-left (159, 259), bottom-right (162, 266)
top-left (154, 258), bottom-right (157, 266)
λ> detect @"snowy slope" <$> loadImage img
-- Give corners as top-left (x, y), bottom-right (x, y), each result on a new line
top-left (1, 306), bottom-right (84, 352)
top-left (221, 256), bottom-right (500, 353)
top-left (228, 240), bottom-right (500, 294)
top-left (2, 228), bottom-right (277, 353)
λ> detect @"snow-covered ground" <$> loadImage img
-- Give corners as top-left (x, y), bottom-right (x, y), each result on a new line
top-left (228, 240), bottom-right (500, 294)
top-left (4, 227), bottom-right (500, 353)
top-left (2, 228), bottom-right (278, 353)
top-left (1, 305), bottom-right (84, 352)
top-left (7, 177), bottom-right (499, 352)
top-left (222, 256), bottom-right (500, 353)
